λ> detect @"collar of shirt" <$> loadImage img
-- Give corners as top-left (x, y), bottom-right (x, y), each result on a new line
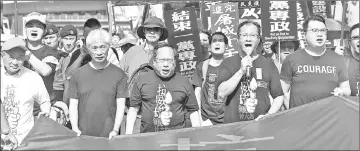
top-left (60, 48), bottom-right (75, 57)
top-left (89, 61), bottom-right (111, 70)
top-left (144, 42), bottom-right (154, 53)
top-left (1, 65), bottom-right (24, 77)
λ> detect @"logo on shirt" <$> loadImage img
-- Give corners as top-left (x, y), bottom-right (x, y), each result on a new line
top-left (297, 65), bottom-right (337, 76)
top-left (3, 85), bottom-right (20, 135)
top-left (154, 84), bottom-right (173, 132)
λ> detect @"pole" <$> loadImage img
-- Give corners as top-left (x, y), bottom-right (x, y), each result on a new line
top-left (278, 37), bottom-right (281, 64)
top-left (107, 1), bottom-right (113, 34)
top-left (14, 0), bottom-right (18, 37)
top-left (340, 0), bottom-right (347, 46)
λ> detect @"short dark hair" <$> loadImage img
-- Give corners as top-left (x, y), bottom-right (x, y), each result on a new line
top-left (210, 31), bottom-right (229, 45)
top-left (350, 23), bottom-right (359, 36)
top-left (199, 29), bottom-right (211, 43)
top-left (84, 18), bottom-right (101, 29)
top-left (152, 42), bottom-right (178, 61)
top-left (302, 14), bottom-right (326, 31)
top-left (237, 20), bottom-right (262, 38)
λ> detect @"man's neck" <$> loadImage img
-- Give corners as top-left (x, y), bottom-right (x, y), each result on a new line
top-left (27, 40), bottom-right (43, 50)
top-left (209, 54), bottom-right (223, 67)
top-left (90, 60), bottom-right (109, 70)
top-left (352, 50), bottom-right (359, 61)
top-left (146, 41), bottom-right (158, 50)
top-left (305, 45), bottom-right (326, 56)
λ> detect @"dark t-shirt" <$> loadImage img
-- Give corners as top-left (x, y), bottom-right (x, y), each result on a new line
top-left (222, 55), bottom-right (284, 122)
top-left (67, 49), bottom-right (92, 68)
top-left (281, 49), bottom-right (348, 108)
top-left (348, 56), bottom-right (359, 96)
top-left (24, 45), bottom-right (60, 116)
top-left (130, 70), bottom-right (199, 133)
top-left (192, 61), bottom-right (229, 124)
top-left (68, 63), bottom-right (128, 137)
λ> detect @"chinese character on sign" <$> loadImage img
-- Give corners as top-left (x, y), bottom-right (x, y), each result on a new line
top-left (215, 14), bottom-right (235, 26)
top-left (225, 4), bottom-right (235, 13)
top-left (297, 2), bottom-right (302, 11)
top-left (313, 1), bottom-right (325, 5)
top-left (270, 22), bottom-right (290, 32)
top-left (177, 40), bottom-right (195, 52)
top-left (241, 8), bottom-right (260, 19)
top-left (240, 2), bottom-right (246, 7)
top-left (173, 21), bottom-right (192, 32)
top-left (213, 5), bottom-right (223, 14)
top-left (216, 26), bottom-right (236, 35)
top-left (178, 51), bottom-right (196, 61)
top-left (269, 1), bottom-right (289, 10)
top-left (269, 11), bottom-right (289, 21)
top-left (313, 5), bottom-right (326, 13)
top-left (297, 12), bottom-right (304, 21)
top-left (172, 11), bottom-right (190, 22)
top-left (254, 1), bottom-right (259, 7)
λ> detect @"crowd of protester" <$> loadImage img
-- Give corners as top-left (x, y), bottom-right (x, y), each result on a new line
top-left (0, 11), bottom-right (358, 149)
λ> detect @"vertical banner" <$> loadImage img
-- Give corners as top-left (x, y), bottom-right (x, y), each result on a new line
top-left (210, 2), bottom-right (240, 58)
top-left (261, 1), bottom-right (298, 42)
top-left (307, 1), bottom-right (332, 18)
top-left (164, 7), bottom-right (202, 79)
top-left (297, 1), bottom-right (309, 48)
top-left (200, 1), bottom-right (222, 30)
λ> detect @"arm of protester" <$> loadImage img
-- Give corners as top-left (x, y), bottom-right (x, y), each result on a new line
top-left (192, 65), bottom-right (203, 122)
top-left (334, 46), bottom-right (345, 56)
top-left (186, 81), bottom-right (201, 127)
top-left (1, 103), bottom-right (10, 134)
top-left (217, 56), bottom-right (244, 99)
top-left (35, 74), bottom-right (51, 118)
top-left (110, 75), bottom-right (128, 139)
top-left (333, 58), bottom-right (351, 96)
top-left (63, 79), bottom-right (71, 107)
top-left (26, 51), bottom-right (53, 76)
top-left (65, 48), bottom-right (86, 77)
top-left (68, 73), bottom-right (81, 136)
top-left (279, 56), bottom-right (292, 107)
top-left (126, 80), bottom-right (142, 135)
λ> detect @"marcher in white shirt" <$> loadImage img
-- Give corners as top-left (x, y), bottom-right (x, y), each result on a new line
top-left (1, 37), bottom-right (51, 145)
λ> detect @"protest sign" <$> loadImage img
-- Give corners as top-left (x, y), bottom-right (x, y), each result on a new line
top-left (210, 2), bottom-right (240, 58)
top-left (164, 7), bottom-right (202, 79)
top-left (307, 1), bottom-right (332, 18)
top-left (261, 1), bottom-right (298, 42)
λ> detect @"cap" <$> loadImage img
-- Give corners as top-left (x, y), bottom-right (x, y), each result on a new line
top-left (25, 12), bottom-right (46, 27)
top-left (1, 37), bottom-right (28, 53)
top-left (44, 24), bottom-right (59, 37)
top-left (60, 25), bottom-right (78, 38)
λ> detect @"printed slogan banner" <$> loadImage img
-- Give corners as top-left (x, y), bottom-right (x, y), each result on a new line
top-left (261, 1), bottom-right (298, 42)
top-left (237, 0), bottom-right (261, 20)
top-left (297, 1), bottom-right (309, 48)
top-left (164, 7), bottom-right (202, 79)
top-left (210, 2), bottom-right (240, 58)
top-left (200, 1), bottom-right (222, 31)
top-left (307, 1), bottom-right (332, 18)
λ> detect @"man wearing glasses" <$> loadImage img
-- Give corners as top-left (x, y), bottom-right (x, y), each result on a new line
top-left (216, 20), bottom-right (284, 123)
top-left (280, 15), bottom-right (351, 109)
top-left (125, 43), bottom-right (200, 134)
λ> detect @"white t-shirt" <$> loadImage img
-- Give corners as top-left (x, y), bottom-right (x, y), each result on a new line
top-left (1, 66), bottom-right (50, 144)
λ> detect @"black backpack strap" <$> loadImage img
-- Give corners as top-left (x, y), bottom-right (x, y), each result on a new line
top-left (111, 47), bottom-right (120, 61)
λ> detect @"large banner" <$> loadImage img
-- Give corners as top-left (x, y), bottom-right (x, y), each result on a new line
top-left (164, 7), bottom-right (202, 79)
top-left (210, 2), bottom-right (239, 58)
top-left (238, 0), bottom-right (261, 20)
top-left (261, 1), bottom-right (298, 42)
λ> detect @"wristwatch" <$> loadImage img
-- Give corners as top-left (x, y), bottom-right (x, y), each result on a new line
top-left (25, 51), bottom-right (32, 61)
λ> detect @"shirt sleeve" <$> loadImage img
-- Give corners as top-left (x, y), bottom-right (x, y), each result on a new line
top-left (129, 79), bottom-right (142, 108)
top-left (116, 74), bottom-right (129, 99)
top-left (280, 56), bottom-right (293, 82)
top-left (221, 55), bottom-right (241, 80)
top-left (269, 60), bottom-right (284, 98)
top-left (185, 79), bottom-right (200, 113)
top-left (338, 57), bottom-right (349, 83)
top-left (191, 62), bottom-right (203, 87)
top-left (68, 72), bottom-right (79, 100)
top-left (35, 75), bottom-right (51, 105)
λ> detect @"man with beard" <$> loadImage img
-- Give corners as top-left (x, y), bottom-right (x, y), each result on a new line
top-left (23, 12), bottom-right (60, 116)
top-left (68, 29), bottom-right (127, 138)
top-left (192, 32), bottom-right (230, 126)
top-left (217, 20), bottom-right (284, 122)
top-left (125, 43), bottom-right (200, 134)
top-left (43, 24), bottom-right (61, 50)
top-left (1, 37), bottom-right (51, 145)
top-left (334, 23), bottom-right (359, 96)
top-left (281, 15), bottom-right (351, 109)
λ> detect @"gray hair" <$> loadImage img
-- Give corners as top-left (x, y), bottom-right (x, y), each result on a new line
top-left (152, 42), bottom-right (178, 61)
top-left (86, 29), bottom-right (111, 47)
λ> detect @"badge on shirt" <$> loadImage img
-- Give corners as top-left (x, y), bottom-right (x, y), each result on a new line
top-left (256, 68), bottom-right (262, 80)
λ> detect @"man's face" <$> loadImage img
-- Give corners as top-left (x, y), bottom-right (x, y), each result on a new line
top-left (210, 34), bottom-right (226, 55)
top-left (112, 35), bottom-right (120, 45)
top-left (62, 35), bottom-right (77, 53)
top-left (1, 48), bottom-right (26, 73)
top-left (25, 21), bottom-right (44, 41)
top-left (199, 32), bottom-right (210, 47)
top-left (144, 27), bottom-right (161, 42)
top-left (350, 27), bottom-right (359, 54)
top-left (238, 24), bottom-right (260, 55)
top-left (276, 41), bottom-right (295, 62)
top-left (153, 47), bottom-right (176, 78)
top-left (87, 42), bottom-right (110, 63)
top-left (43, 34), bottom-right (59, 48)
top-left (263, 42), bottom-right (273, 54)
top-left (83, 26), bottom-right (99, 40)
top-left (305, 20), bottom-right (327, 48)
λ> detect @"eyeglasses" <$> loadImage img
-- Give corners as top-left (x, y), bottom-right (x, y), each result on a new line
top-left (307, 28), bottom-right (327, 33)
top-left (351, 36), bottom-right (359, 40)
top-left (156, 58), bottom-right (174, 63)
top-left (239, 33), bottom-right (259, 39)
top-left (144, 27), bottom-right (161, 32)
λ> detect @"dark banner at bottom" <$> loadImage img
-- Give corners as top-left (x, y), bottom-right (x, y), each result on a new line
top-left (17, 96), bottom-right (359, 150)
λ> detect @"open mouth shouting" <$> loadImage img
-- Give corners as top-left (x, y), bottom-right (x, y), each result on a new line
top-left (161, 69), bottom-right (171, 75)
top-left (316, 38), bottom-right (324, 44)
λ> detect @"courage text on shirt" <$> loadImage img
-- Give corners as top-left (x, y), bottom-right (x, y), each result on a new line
top-left (297, 65), bottom-right (337, 75)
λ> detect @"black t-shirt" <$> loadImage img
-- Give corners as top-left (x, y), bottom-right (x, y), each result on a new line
top-left (222, 55), bottom-right (284, 123)
top-left (130, 71), bottom-right (199, 133)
